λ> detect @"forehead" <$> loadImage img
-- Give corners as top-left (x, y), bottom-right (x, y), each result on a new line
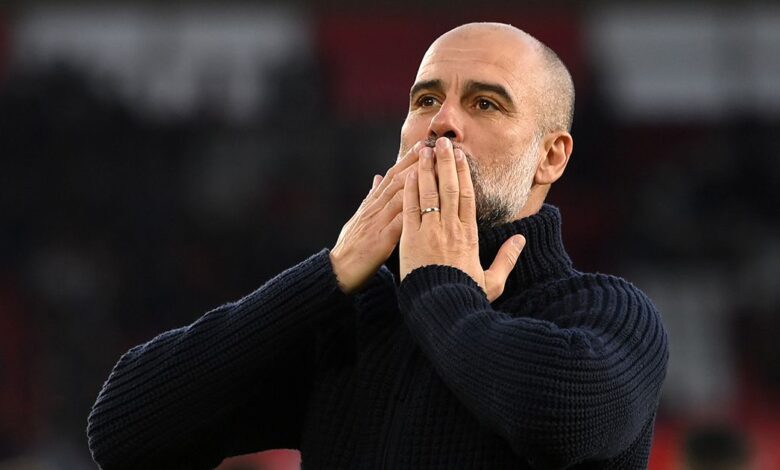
top-left (415, 31), bottom-right (539, 96)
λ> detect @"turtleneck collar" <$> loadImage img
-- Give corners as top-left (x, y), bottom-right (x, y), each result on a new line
top-left (384, 204), bottom-right (574, 290)
top-left (477, 203), bottom-right (575, 291)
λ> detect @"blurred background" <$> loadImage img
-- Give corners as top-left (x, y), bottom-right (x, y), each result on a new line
top-left (0, 2), bottom-right (778, 469)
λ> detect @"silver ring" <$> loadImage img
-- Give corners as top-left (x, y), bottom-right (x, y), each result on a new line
top-left (420, 207), bottom-right (440, 215)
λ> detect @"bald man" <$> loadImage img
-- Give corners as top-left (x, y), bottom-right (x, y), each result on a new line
top-left (88, 23), bottom-right (668, 469)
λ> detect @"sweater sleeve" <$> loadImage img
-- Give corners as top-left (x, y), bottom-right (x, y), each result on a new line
top-left (397, 265), bottom-right (668, 469)
top-left (87, 249), bottom-right (352, 470)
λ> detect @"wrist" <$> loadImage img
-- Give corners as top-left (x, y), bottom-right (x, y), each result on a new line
top-left (329, 248), bottom-right (356, 294)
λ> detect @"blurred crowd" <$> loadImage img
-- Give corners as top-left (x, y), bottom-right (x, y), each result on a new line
top-left (0, 3), bottom-right (778, 469)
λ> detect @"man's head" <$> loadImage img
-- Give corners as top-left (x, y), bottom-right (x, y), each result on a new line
top-left (399, 22), bottom-right (574, 227)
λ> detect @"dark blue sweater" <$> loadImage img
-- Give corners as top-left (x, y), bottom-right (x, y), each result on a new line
top-left (87, 204), bottom-right (668, 469)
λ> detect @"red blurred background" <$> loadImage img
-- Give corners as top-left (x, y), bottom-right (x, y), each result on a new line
top-left (1, 3), bottom-right (778, 469)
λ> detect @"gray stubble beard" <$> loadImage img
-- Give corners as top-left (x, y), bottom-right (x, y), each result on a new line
top-left (415, 135), bottom-right (541, 228)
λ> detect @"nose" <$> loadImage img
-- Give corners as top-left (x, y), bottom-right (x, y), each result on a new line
top-left (427, 101), bottom-right (463, 143)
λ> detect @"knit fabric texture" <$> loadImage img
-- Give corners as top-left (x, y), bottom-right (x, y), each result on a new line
top-left (87, 204), bottom-right (668, 469)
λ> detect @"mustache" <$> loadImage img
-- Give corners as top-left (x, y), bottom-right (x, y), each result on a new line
top-left (418, 137), bottom-right (513, 228)
top-left (423, 137), bottom-right (470, 159)
top-left (424, 136), bottom-right (459, 149)
top-left (421, 137), bottom-right (478, 177)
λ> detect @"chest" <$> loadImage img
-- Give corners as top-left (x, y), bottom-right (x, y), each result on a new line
top-left (300, 280), bottom-right (526, 468)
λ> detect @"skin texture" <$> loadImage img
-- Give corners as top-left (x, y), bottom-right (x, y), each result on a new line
top-left (332, 23), bottom-right (574, 300)
top-left (330, 141), bottom-right (424, 294)
top-left (399, 138), bottom-right (527, 302)
top-left (399, 23), bottom-right (573, 223)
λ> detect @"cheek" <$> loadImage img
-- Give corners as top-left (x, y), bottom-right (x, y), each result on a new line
top-left (400, 113), bottom-right (428, 145)
top-left (467, 128), bottom-right (531, 173)
top-left (489, 126), bottom-right (535, 159)
top-left (399, 116), bottom-right (423, 161)
top-left (469, 128), bottom-right (511, 163)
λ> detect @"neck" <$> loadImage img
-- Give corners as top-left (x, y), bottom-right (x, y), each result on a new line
top-left (512, 184), bottom-right (548, 221)
top-left (387, 203), bottom-right (573, 291)
top-left (478, 203), bottom-right (574, 292)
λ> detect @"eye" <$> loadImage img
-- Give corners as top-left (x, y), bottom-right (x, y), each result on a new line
top-left (417, 95), bottom-right (439, 107)
top-left (477, 98), bottom-right (498, 111)
top-left (476, 98), bottom-right (498, 111)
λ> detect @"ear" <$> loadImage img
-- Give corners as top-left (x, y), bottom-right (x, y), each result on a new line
top-left (534, 131), bottom-right (573, 185)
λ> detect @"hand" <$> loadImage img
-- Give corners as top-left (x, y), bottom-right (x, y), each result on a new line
top-left (330, 142), bottom-right (425, 294)
top-left (399, 138), bottom-right (526, 302)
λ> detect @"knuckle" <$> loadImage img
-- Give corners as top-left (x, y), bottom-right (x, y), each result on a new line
top-left (421, 190), bottom-right (439, 200)
top-left (443, 183), bottom-right (459, 194)
top-left (459, 189), bottom-right (475, 199)
top-left (380, 184), bottom-right (399, 199)
top-left (451, 232), bottom-right (466, 245)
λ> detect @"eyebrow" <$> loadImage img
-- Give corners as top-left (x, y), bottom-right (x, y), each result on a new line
top-left (409, 79), bottom-right (445, 100)
top-left (409, 78), bottom-right (516, 110)
top-left (463, 80), bottom-right (516, 109)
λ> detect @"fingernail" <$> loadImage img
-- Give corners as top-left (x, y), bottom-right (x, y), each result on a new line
top-left (514, 236), bottom-right (526, 247)
top-left (422, 147), bottom-right (433, 159)
top-left (455, 149), bottom-right (464, 160)
top-left (410, 168), bottom-right (417, 179)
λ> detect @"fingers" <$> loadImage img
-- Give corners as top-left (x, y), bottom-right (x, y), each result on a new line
top-left (403, 168), bottom-right (421, 231)
top-left (417, 147), bottom-right (440, 223)
top-left (371, 174), bottom-right (382, 191)
top-left (364, 174), bottom-right (383, 201)
top-left (434, 138), bottom-right (459, 219)
top-left (455, 148), bottom-right (476, 224)
top-left (380, 211), bottom-right (403, 244)
top-left (368, 164), bottom-right (414, 214)
top-left (376, 186), bottom-right (405, 226)
top-left (372, 141), bottom-right (424, 200)
top-left (484, 235), bottom-right (526, 301)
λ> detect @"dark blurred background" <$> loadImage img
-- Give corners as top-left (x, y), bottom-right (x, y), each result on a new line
top-left (0, 2), bottom-right (778, 469)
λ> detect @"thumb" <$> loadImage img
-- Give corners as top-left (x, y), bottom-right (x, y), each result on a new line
top-left (484, 235), bottom-right (526, 302)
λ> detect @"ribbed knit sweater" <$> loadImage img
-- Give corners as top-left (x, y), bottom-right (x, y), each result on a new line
top-left (87, 204), bottom-right (668, 469)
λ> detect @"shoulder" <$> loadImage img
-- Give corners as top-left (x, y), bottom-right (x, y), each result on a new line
top-left (540, 271), bottom-right (655, 308)
top-left (506, 271), bottom-right (663, 331)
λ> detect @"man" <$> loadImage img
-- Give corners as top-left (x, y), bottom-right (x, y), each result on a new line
top-left (87, 23), bottom-right (668, 469)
